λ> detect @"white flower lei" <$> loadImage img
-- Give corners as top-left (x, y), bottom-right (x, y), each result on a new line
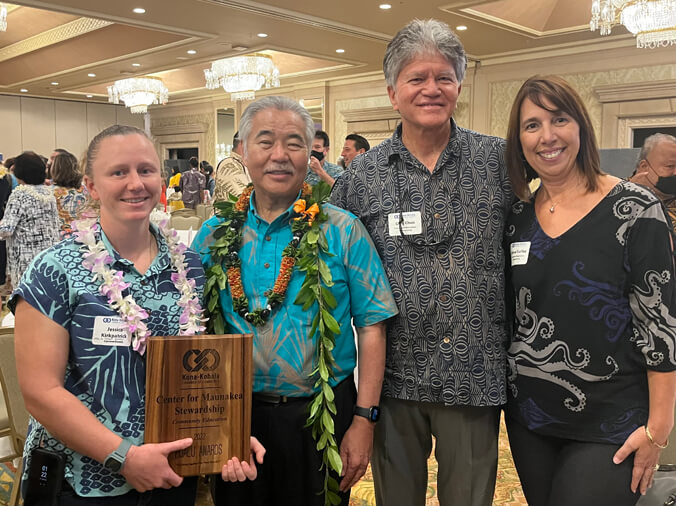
top-left (71, 214), bottom-right (205, 355)
top-left (14, 184), bottom-right (56, 204)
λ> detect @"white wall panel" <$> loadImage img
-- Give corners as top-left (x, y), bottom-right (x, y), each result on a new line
top-left (0, 95), bottom-right (22, 159)
top-left (55, 100), bottom-right (88, 157)
top-left (20, 97), bottom-right (56, 156)
top-left (86, 103), bottom-right (116, 140)
top-left (116, 106), bottom-right (144, 130)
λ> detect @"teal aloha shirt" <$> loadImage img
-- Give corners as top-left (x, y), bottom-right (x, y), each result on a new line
top-left (10, 224), bottom-right (205, 497)
top-left (192, 192), bottom-right (398, 396)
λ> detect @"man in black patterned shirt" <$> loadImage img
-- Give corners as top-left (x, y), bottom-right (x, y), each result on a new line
top-left (331, 19), bottom-right (512, 506)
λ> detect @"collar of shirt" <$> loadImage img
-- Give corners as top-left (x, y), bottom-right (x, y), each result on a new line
top-left (99, 221), bottom-right (170, 275)
top-left (391, 118), bottom-right (460, 174)
top-left (247, 188), bottom-right (304, 229)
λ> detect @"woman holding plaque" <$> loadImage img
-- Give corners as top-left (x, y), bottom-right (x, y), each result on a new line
top-left (504, 75), bottom-right (676, 505)
top-left (12, 125), bottom-right (263, 505)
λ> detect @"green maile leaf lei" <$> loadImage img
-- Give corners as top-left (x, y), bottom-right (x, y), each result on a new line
top-left (203, 181), bottom-right (342, 505)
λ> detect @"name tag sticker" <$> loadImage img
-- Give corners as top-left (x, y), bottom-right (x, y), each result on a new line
top-left (388, 212), bottom-right (423, 237)
top-left (510, 242), bottom-right (531, 266)
top-left (92, 316), bottom-right (131, 346)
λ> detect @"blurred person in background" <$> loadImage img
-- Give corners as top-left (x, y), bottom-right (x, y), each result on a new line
top-left (50, 150), bottom-right (87, 237)
top-left (0, 160), bottom-right (14, 290)
top-left (0, 151), bottom-right (59, 287)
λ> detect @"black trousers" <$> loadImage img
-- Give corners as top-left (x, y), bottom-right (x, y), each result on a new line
top-left (53, 477), bottom-right (197, 506)
top-left (506, 416), bottom-right (640, 506)
top-left (212, 376), bottom-right (357, 506)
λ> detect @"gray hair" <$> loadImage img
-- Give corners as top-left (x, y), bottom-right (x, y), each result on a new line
top-left (637, 133), bottom-right (676, 167)
top-left (383, 19), bottom-right (467, 89)
top-left (85, 124), bottom-right (152, 178)
top-left (239, 96), bottom-right (314, 155)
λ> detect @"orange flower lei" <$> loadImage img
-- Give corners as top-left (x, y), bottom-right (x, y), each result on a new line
top-left (203, 181), bottom-right (342, 505)
top-left (205, 183), bottom-right (314, 327)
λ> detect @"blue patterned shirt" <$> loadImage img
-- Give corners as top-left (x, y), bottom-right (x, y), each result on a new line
top-left (192, 194), bottom-right (397, 396)
top-left (305, 161), bottom-right (344, 186)
top-left (11, 224), bottom-right (205, 497)
top-left (331, 120), bottom-right (513, 406)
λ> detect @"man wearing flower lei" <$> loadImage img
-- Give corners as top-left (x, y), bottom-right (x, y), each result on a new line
top-left (11, 125), bottom-right (263, 506)
top-left (192, 96), bottom-right (398, 506)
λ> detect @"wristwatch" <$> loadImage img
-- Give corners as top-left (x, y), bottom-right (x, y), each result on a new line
top-left (354, 405), bottom-right (380, 423)
top-left (103, 439), bottom-right (132, 473)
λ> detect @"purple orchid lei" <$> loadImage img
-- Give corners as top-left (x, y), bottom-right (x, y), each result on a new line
top-left (71, 216), bottom-right (205, 355)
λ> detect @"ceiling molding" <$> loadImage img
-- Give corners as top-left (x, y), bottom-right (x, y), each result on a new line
top-left (454, 7), bottom-right (588, 38)
top-left (199, 0), bottom-right (393, 42)
top-left (0, 18), bottom-right (113, 63)
top-left (595, 80), bottom-right (676, 103)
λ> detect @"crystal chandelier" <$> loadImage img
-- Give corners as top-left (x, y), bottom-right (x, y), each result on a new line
top-left (204, 53), bottom-right (280, 101)
top-left (0, 3), bottom-right (7, 32)
top-left (590, 0), bottom-right (676, 48)
top-left (107, 77), bottom-right (169, 114)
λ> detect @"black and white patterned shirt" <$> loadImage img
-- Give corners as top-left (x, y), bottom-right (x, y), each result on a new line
top-left (331, 120), bottom-right (512, 405)
top-left (0, 184), bottom-right (60, 284)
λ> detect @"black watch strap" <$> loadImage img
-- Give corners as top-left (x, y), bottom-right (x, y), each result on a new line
top-left (354, 405), bottom-right (380, 422)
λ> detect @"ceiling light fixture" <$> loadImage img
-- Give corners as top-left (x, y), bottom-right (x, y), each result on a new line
top-left (335, 48), bottom-right (345, 53)
top-left (51, 82), bottom-right (59, 86)
top-left (132, 63), bottom-right (141, 67)
top-left (108, 76), bottom-right (169, 114)
top-left (86, 94), bottom-right (93, 98)
top-left (88, 73), bottom-right (96, 77)
top-left (591, 0), bottom-right (676, 48)
top-left (456, 25), bottom-right (468, 31)
top-left (187, 49), bottom-right (197, 55)
top-left (0, 3), bottom-right (7, 32)
top-left (133, 7), bottom-right (145, 14)
top-left (204, 53), bottom-right (280, 101)
top-left (379, 3), bottom-right (392, 9)
top-left (257, 33), bottom-right (268, 38)
top-left (20, 89), bottom-right (27, 93)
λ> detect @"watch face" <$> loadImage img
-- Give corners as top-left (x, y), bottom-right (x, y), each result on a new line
top-left (370, 406), bottom-right (380, 422)
top-left (105, 457), bottom-right (122, 473)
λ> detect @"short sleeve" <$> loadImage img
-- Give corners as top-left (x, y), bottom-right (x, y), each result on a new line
top-left (10, 247), bottom-right (73, 329)
top-left (627, 200), bottom-right (676, 371)
top-left (191, 216), bottom-right (222, 269)
top-left (342, 215), bottom-right (398, 327)
top-left (329, 166), bottom-right (351, 211)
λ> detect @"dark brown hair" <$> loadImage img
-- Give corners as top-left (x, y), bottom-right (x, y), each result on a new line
top-left (505, 75), bottom-right (602, 201)
top-left (51, 151), bottom-right (82, 188)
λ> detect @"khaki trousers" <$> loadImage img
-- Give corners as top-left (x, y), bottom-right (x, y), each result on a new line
top-left (372, 397), bottom-right (500, 506)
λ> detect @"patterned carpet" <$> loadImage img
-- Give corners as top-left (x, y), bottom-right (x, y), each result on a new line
top-left (0, 462), bottom-right (16, 506)
top-left (0, 418), bottom-right (525, 506)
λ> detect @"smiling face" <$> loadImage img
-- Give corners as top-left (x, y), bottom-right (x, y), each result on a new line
top-left (243, 108), bottom-right (309, 209)
top-left (519, 97), bottom-right (581, 181)
top-left (387, 51), bottom-right (461, 134)
top-left (85, 133), bottom-right (162, 225)
top-left (341, 139), bottom-right (362, 167)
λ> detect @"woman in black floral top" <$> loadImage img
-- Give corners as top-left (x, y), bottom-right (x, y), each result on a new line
top-left (504, 75), bottom-right (676, 505)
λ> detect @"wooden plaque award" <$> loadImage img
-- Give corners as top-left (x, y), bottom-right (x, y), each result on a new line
top-left (145, 334), bottom-right (252, 476)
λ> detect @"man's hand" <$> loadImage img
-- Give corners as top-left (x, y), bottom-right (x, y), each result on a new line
top-left (221, 437), bottom-right (266, 482)
top-left (309, 157), bottom-right (325, 177)
top-left (338, 417), bottom-right (374, 492)
top-left (122, 438), bottom-right (192, 492)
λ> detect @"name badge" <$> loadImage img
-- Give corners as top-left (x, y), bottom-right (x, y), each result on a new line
top-left (92, 316), bottom-right (131, 346)
top-left (388, 212), bottom-right (423, 237)
top-left (510, 242), bottom-right (531, 266)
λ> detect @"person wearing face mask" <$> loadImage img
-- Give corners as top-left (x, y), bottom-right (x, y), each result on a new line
top-left (630, 133), bottom-right (676, 233)
top-left (305, 130), bottom-right (343, 187)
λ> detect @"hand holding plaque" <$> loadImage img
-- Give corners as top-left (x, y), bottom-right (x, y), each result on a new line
top-left (145, 334), bottom-right (253, 476)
